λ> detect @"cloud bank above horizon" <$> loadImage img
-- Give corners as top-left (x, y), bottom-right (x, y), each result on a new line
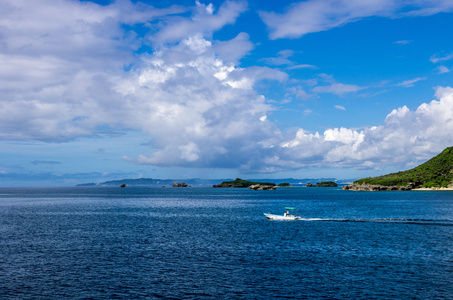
top-left (1, 0), bottom-right (453, 182)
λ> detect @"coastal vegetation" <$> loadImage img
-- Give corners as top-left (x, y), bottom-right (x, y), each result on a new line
top-left (353, 146), bottom-right (453, 188)
top-left (314, 181), bottom-right (338, 187)
top-left (306, 181), bottom-right (338, 187)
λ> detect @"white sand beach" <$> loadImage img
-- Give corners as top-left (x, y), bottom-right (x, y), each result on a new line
top-left (412, 187), bottom-right (453, 191)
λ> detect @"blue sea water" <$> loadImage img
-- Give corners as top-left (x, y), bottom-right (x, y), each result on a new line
top-left (0, 187), bottom-right (452, 299)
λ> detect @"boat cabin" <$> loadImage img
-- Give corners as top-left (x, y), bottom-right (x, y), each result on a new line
top-left (284, 207), bottom-right (297, 217)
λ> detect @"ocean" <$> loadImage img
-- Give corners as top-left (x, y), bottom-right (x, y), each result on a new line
top-left (1, 187), bottom-right (452, 299)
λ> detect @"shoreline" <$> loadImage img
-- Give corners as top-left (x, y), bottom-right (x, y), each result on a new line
top-left (412, 187), bottom-right (453, 191)
top-left (343, 183), bottom-right (453, 191)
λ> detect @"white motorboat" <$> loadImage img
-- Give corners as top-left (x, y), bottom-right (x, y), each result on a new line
top-left (264, 207), bottom-right (300, 220)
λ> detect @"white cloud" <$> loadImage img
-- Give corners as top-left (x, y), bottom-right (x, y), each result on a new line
top-left (313, 83), bottom-right (364, 95)
top-left (262, 49), bottom-right (318, 70)
top-left (287, 64), bottom-right (318, 70)
top-left (395, 40), bottom-right (413, 45)
top-left (183, 34), bottom-right (212, 54)
top-left (226, 66), bottom-right (288, 89)
top-left (296, 89), bottom-right (313, 100)
top-left (303, 109), bottom-right (313, 116)
top-left (2, 0), bottom-right (453, 176)
top-left (324, 127), bottom-right (364, 144)
top-left (277, 86), bottom-right (453, 171)
top-left (178, 142), bottom-right (201, 162)
top-left (115, 34), bottom-right (286, 168)
top-left (335, 105), bottom-right (346, 110)
top-left (260, 0), bottom-right (453, 39)
top-left (151, 0), bottom-right (247, 44)
top-left (437, 65), bottom-right (450, 74)
top-left (0, 0), bottom-right (265, 145)
top-left (0, 0), bottom-right (156, 141)
top-left (213, 32), bottom-right (254, 63)
top-left (430, 53), bottom-right (453, 63)
top-left (395, 77), bottom-right (427, 87)
top-left (262, 49), bottom-right (295, 66)
top-left (122, 156), bottom-right (133, 162)
top-left (0, 0), bottom-right (286, 170)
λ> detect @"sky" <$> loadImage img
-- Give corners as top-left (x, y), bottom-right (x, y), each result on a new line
top-left (1, 0), bottom-right (453, 186)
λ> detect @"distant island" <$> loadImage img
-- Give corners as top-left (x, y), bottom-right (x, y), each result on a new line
top-left (306, 181), bottom-right (338, 187)
top-left (213, 178), bottom-right (276, 188)
top-left (74, 148), bottom-right (453, 191)
top-left (77, 178), bottom-right (176, 187)
top-left (344, 146), bottom-right (453, 191)
top-left (77, 177), bottom-right (350, 188)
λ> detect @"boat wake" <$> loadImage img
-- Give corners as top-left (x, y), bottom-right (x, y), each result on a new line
top-left (297, 218), bottom-right (453, 226)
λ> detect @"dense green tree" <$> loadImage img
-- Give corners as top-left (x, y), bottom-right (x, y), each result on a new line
top-left (354, 147), bottom-right (453, 188)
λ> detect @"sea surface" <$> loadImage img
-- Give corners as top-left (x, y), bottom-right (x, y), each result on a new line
top-left (1, 187), bottom-right (452, 299)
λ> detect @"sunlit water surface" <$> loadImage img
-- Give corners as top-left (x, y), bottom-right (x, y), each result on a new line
top-left (1, 187), bottom-right (452, 299)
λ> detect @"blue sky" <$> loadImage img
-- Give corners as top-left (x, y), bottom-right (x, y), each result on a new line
top-left (1, 0), bottom-right (453, 186)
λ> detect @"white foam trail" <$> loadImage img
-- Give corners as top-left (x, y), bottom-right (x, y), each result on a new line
top-left (294, 218), bottom-right (453, 226)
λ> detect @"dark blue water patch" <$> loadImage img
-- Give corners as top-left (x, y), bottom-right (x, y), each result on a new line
top-left (0, 187), bottom-right (452, 299)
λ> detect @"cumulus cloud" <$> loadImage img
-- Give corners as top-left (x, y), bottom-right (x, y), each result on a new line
top-left (0, 0), bottom-right (287, 170)
top-left (121, 35), bottom-right (286, 168)
top-left (2, 0), bottom-right (453, 176)
top-left (277, 87), bottom-right (453, 171)
top-left (260, 0), bottom-right (453, 39)
top-left (0, 0), bottom-right (154, 141)
top-left (0, 0), bottom-right (260, 143)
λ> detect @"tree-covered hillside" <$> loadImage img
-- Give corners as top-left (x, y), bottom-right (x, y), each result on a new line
top-left (354, 147), bottom-right (453, 188)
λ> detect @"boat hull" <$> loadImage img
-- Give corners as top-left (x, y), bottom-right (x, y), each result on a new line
top-left (263, 213), bottom-right (300, 220)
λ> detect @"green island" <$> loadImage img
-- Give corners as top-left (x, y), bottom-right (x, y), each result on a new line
top-left (344, 146), bottom-right (453, 191)
top-left (315, 181), bottom-right (338, 187)
top-left (213, 178), bottom-right (276, 188)
top-left (306, 181), bottom-right (338, 187)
